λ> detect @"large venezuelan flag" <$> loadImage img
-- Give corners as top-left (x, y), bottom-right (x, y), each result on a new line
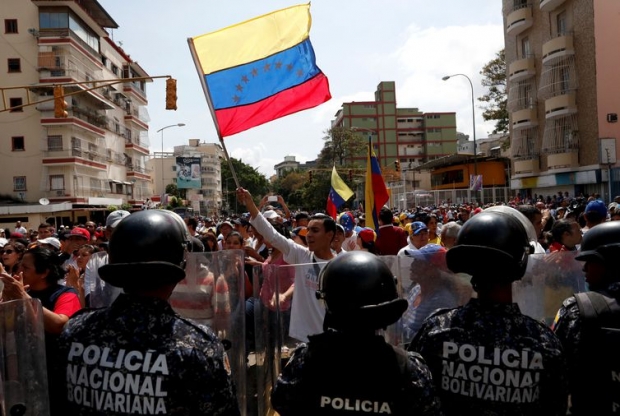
top-left (364, 139), bottom-right (389, 232)
top-left (327, 166), bottom-right (354, 219)
top-left (188, 4), bottom-right (331, 138)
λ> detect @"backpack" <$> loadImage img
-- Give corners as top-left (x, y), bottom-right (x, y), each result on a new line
top-left (574, 291), bottom-right (620, 414)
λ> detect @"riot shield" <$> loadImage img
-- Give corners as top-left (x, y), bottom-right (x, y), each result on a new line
top-left (169, 250), bottom-right (247, 415)
top-left (394, 252), bottom-right (473, 346)
top-left (513, 251), bottom-right (586, 326)
top-left (84, 251), bottom-right (122, 308)
top-left (0, 299), bottom-right (50, 415)
top-left (250, 261), bottom-right (300, 416)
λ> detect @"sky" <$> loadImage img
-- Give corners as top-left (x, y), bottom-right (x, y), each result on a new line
top-left (101, 0), bottom-right (505, 177)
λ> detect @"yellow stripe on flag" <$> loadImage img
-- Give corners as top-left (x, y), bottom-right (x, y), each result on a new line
top-left (331, 167), bottom-right (354, 201)
top-left (191, 3), bottom-right (311, 75)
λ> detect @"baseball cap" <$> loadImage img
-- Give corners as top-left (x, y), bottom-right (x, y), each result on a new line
top-left (338, 212), bottom-right (355, 232)
top-left (585, 200), bottom-right (607, 218)
top-left (410, 221), bottom-right (428, 236)
top-left (358, 227), bottom-right (377, 244)
top-left (404, 244), bottom-right (448, 270)
top-left (263, 210), bottom-right (281, 221)
top-left (291, 226), bottom-right (308, 238)
top-left (106, 210), bottom-right (131, 228)
top-left (69, 227), bottom-right (90, 240)
top-left (233, 218), bottom-right (250, 228)
top-left (38, 237), bottom-right (61, 250)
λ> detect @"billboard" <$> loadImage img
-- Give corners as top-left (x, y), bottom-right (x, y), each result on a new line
top-left (176, 157), bottom-right (201, 189)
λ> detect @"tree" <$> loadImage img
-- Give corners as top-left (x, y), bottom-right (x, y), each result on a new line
top-left (318, 126), bottom-right (366, 167)
top-left (221, 157), bottom-right (269, 213)
top-left (478, 49), bottom-right (508, 135)
top-left (271, 169), bottom-right (307, 209)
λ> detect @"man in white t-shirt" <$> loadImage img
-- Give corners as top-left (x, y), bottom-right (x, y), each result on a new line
top-left (237, 188), bottom-right (336, 342)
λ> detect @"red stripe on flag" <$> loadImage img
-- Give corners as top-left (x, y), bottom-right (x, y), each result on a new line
top-left (326, 195), bottom-right (337, 220)
top-left (215, 73), bottom-right (331, 137)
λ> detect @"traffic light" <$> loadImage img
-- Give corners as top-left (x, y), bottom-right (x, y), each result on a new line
top-left (348, 170), bottom-right (353, 182)
top-left (165, 78), bottom-right (177, 110)
top-left (395, 160), bottom-right (401, 171)
top-left (308, 170), bottom-right (313, 183)
top-left (53, 85), bottom-right (68, 118)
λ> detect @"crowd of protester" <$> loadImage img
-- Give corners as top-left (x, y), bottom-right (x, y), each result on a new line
top-left (0, 189), bottom-right (618, 414)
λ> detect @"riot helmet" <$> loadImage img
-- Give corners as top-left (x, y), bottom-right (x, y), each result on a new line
top-left (99, 210), bottom-right (191, 289)
top-left (576, 221), bottom-right (620, 264)
top-left (316, 251), bottom-right (407, 330)
top-left (447, 210), bottom-right (533, 282)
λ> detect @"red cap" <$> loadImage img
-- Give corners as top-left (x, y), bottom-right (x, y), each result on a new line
top-left (69, 227), bottom-right (90, 240)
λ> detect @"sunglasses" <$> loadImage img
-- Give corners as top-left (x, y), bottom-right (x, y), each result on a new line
top-left (3, 250), bottom-right (15, 255)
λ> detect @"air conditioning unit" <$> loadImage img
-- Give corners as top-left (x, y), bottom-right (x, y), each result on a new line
top-left (56, 190), bottom-right (64, 196)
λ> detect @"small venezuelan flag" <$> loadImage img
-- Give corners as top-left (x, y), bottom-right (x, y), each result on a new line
top-left (327, 166), bottom-right (354, 219)
top-left (188, 4), bottom-right (331, 138)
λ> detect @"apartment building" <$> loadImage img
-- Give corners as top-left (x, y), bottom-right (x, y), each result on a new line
top-left (504, 0), bottom-right (620, 200)
top-left (331, 81), bottom-right (457, 172)
top-left (0, 0), bottom-right (152, 227)
top-left (148, 140), bottom-right (223, 217)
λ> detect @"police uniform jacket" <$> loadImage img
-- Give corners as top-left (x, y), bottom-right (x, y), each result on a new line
top-left (552, 281), bottom-right (620, 415)
top-left (409, 298), bottom-right (568, 416)
top-left (271, 330), bottom-right (442, 416)
top-left (56, 293), bottom-right (240, 416)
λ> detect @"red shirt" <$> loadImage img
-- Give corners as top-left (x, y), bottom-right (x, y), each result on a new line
top-left (375, 225), bottom-right (408, 255)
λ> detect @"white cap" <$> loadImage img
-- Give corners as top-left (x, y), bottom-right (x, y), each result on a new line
top-left (106, 210), bottom-right (131, 228)
top-left (263, 210), bottom-right (281, 220)
top-left (37, 237), bottom-right (61, 250)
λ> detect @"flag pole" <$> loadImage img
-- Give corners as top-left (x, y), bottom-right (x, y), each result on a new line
top-left (187, 37), bottom-right (241, 189)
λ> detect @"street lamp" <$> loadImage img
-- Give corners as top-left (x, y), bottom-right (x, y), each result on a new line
top-left (442, 74), bottom-right (478, 179)
top-left (156, 123), bottom-right (185, 197)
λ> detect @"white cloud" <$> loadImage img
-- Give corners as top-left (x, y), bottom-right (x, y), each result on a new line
top-left (393, 23), bottom-right (505, 138)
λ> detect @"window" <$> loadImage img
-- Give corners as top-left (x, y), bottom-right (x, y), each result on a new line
top-left (9, 97), bottom-right (23, 112)
top-left (50, 175), bottom-right (64, 190)
top-left (8, 58), bottom-right (20, 73)
top-left (5, 19), bottom-right (17, 34)
top-left (172, 165), bottom-right (177, 171)
top-left (47, 135), bottom-right (63, 151)
top-left (111, 65), bottom-right (119, 76)
top-left (557, 11), bottom-right (567, 36)
top-left (13, 176), bottom-right (26, 191)
top-left (521, 37), bottom-right (531, 58)
top-left (11, 136), bottom-right (24, 151)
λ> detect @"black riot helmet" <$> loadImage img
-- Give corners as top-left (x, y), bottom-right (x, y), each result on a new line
top-left (447, 210), bottom-right (533, 282)
top-left (98, 210), bottom-right (191, 289)
top-left (576, 221), bottom-right (620, 265)
top-left (316, 251), bottom-right (407, 331)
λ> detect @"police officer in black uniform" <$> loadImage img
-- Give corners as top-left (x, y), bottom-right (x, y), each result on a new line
top-left (552, 221), bottom-right (620, 415)
top-left (409, 210), bottom-right (568, 416)
top-left (271, 251), bottom-right (441, 416)
top-left (56, 210), bottom-right (240, 415)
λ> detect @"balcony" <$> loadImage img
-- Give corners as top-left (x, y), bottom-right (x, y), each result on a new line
top-left (545, 93), bottom-right (577, 119)
top-left (542, 114), bottom-right (579, 167)
top-left (542, 35), bottom-right (574, 65)
top-left (540, 0), bottom-right (566, 12)
top-left (124, 137), bottom-right (150, 155)
top-left (506, 5), bottom-right (533, 36)
top-left (514, 159), bottom-right (540, 175)
top-left (512, 108), bottom-right (538, 130)
top-left (547, 152), bottom-right (579, 170)
top-left (508, 57), bottom-right (536, 82)
top-left (42, 147), bottom-right (107, 171)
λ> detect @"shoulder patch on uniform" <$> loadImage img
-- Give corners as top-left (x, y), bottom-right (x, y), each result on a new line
top-left (222, 351), bottom-right (232, 376)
